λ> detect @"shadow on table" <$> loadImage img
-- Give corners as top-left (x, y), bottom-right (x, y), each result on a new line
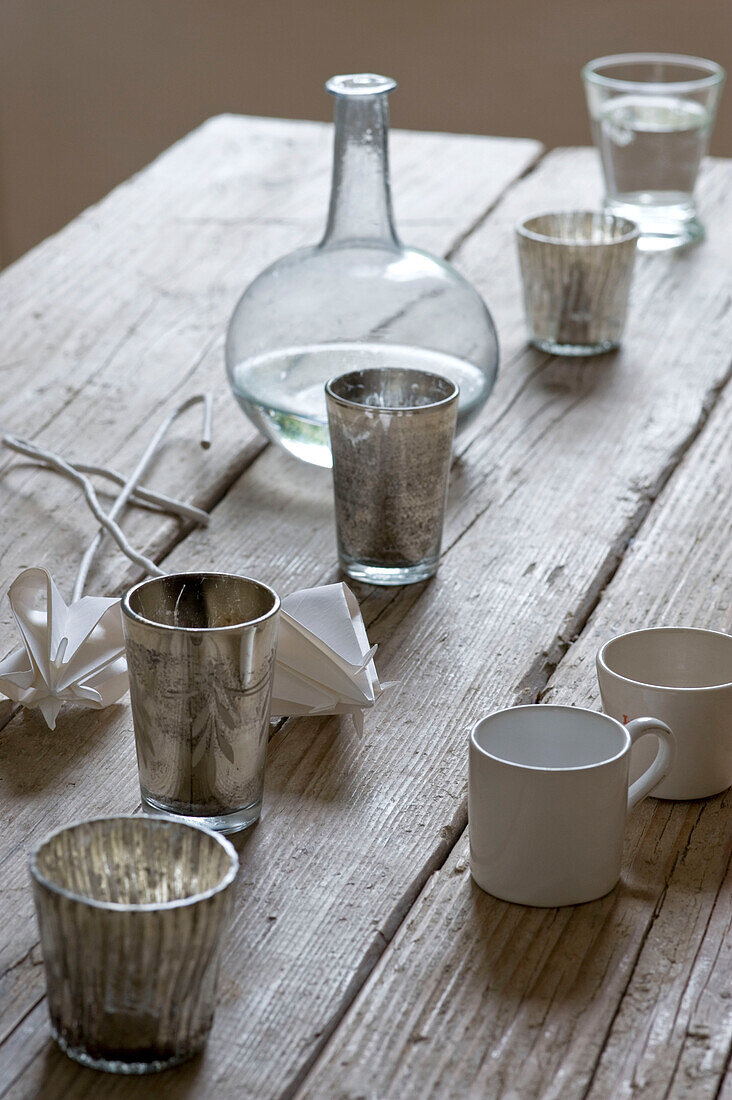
top-left (31, 1037), bottom-right (207, 1099)
top-left (465, 875), bottom-right (622, 1016)
top-left (0, 703), bottom-right (128, 795)
top-left (531, 346), bottom-right (620, 398)
top-left (213, 449), bottom-right (334, 533)
top-left (262, 712), bottom-right (365, 806)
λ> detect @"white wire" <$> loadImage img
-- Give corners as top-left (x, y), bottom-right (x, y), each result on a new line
top-left (2, 392), bottom-right (213, 601)
top-left (2, 433), bottom-right (166, 585)
top-left (14, 456), bottom-right (209, 525)
top-left (72, 393), bottom-right (213, 600)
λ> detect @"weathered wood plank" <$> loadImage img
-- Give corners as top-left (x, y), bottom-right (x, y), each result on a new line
top-left (0, 114), bottom-right (540, 658)
top-left (0, 114), bottom-right (541, 1075)
top-left (1, 149), bottom-right (730, 1098)
top-left (298, 361), bottom-right (732, 1100)
top-left (719, 1055), bottom-right (732, 1100)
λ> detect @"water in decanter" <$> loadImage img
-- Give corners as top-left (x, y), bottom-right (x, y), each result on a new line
top-left (230, 342), bottom-right (490, 466)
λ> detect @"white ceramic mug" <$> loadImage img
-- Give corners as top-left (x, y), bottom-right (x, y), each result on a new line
top-left (468, 704), bottom-right (675, 907)
top-left (597, 627), bottom-right (732, 800)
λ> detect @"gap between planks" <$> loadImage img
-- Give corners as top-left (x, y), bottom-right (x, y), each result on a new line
top-left (0, 115), bottom-right (540, 673)
top-left (0, 123), bottom-right (542, 739)
top-left (296, 372), bottom-right (732, 1099)
top-left (0, 128), bottom-right (547, 1077)
top-left (2, 148), bottom-right (730, 1097)
top-left (289, 366), bottom-right (732, 1100)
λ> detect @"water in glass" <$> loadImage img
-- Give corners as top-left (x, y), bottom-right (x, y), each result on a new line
top-left (583, 53), bottom-right (725, 251)
top-left (593, 94), bottom-right (712, 239)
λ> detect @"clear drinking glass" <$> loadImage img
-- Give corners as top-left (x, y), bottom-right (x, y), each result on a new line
top-left (30, 815), bottom-right (237, 1074)
top-left (583, 53), bottom-right (725, 251)
top-left (121, 573), bottom-right (280, 834)
top-left (516, 212), bottom-right (639, 355)
top-left (226, 74), bottom-right (498, 467)
top-left (326, 367), bottom-right (458, 585)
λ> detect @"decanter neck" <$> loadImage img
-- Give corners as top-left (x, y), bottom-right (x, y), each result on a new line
top-left (321, 75), bottom-right (400, 248)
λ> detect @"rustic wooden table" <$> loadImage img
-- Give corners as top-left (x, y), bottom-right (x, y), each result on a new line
top-left (0, 116), bottom-right (730, 1100)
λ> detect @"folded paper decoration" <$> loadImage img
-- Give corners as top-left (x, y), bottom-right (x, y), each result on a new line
top-left (0, 396), bottom-right (212, 729)
top-left (0, 567), bottom-right (128, 729)
top-left (270, 582), bottom-right (388, 733)
top-left (0, 572), bottom-right (388, 732)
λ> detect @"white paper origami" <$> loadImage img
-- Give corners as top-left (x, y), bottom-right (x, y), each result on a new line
top-left (271, 582), bottom-right (389, 733)
top-left (0, 567), bottom-right (128, 729)
top-left (0, 572), bottom-right (388, 733)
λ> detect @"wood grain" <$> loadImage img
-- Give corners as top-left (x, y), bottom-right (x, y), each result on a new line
top-left (0, 114), bottom-right (540, 655)
top-left (0, 114), bottom-right (541, 1080)
top-left (1, 148), bottom-right (729, 1098)
top-left (298, 360), bottom-right (732, 1100)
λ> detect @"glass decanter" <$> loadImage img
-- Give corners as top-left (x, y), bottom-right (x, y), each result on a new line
top-left (226, 73), bottom-right (499, 467)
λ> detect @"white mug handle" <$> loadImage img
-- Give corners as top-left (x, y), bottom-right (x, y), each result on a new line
top-left (626, 717), bottom-right (676, 812)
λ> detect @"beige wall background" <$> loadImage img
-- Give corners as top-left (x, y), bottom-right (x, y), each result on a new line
top-left (0, 0), bottom-right (730, 266)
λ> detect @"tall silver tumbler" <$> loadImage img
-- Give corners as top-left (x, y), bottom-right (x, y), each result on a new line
top-left (121, 572), bottom-right (280, 834)
top-left (326, 367), bottom-right (459, 586)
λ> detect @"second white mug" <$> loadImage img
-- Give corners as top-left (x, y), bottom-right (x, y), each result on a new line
top-left (469, 704), bottom-right (675, 907)
top-left (597, 627), bottom-right (732, 800)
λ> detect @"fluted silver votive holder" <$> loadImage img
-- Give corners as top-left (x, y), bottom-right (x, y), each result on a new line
top-left (326, 367), bottom-right (458, 586)
top-left (30, 815), bottom-right (238, 1074)
top-left (122, 572), bottom-right (280, 834)
top-left (516, 211), bottom-right (639, 356)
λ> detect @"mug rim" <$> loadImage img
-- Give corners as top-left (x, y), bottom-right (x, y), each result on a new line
top-left (121, 571), bottom-right (281, 634)
top-left (470, 704), bottom-right (630, 773)
top-left (597, 626), bottom-right (732, 692)
top-left (29, 815), bottom-right (239, 912)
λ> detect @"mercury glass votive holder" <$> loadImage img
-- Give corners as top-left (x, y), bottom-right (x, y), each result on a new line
top-left (30, 815), bottom-right (238, 1074)
top-left (122, 572), bottom-right (280, 835)
top-left (326, 367), bottom-right (458, 586)
top-left (516, 211), bottom-right (639, 356)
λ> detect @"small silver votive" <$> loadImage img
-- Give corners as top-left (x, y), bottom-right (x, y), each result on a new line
top-left (326, 367), bottom-right (458, 586)
top-left (516, 211), bottom-right (639, 356)
top-left (122, 572), bottom-right (280, 834)
top-left (30, 815), bottom-right (237, 1074)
